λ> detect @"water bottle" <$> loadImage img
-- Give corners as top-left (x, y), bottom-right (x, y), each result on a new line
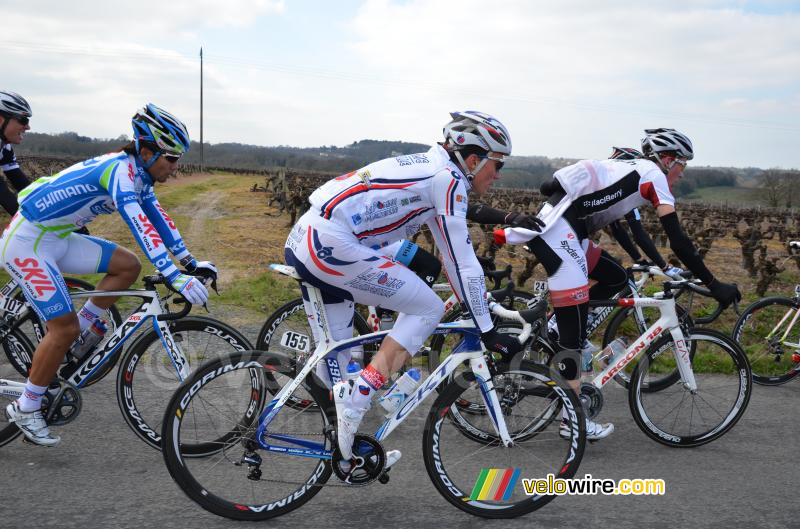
top-left (345, 359), bottom-right (362, 380)
top-left (69, 319), bottom-right (107, 362)
top-left (599, 337), bottom-right (628, 368)
top-left (378, 309), bottom-right (395, 331)
top-left (379, 368), bottom-right (421, 414)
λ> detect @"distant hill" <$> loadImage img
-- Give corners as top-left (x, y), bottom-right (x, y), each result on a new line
top-left (15, 131), bottom-right (766, 198)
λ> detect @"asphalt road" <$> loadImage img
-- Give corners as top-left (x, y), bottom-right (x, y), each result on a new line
top-left (1, 371), bottom-right (797, 529)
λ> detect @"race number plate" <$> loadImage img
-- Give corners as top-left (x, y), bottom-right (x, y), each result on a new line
top-left (280, 331), bottom-right (311, 352)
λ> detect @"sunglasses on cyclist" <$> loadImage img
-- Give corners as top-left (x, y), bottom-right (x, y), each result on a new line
top-left (163, 153), bottom-right (182, 163)
top-left (480, 154), bottom-right (505, 171)
top-left (9, 115), bottom-right (29, 126)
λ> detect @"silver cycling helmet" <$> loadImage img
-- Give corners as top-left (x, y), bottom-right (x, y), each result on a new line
top-left (0, 91), bottom-right (32, 118)
top-left (641, 128), bottom-right (693, 160)
top-left (443, 110), bottom-right (512, 155)
top-left (609, 146), bottom-right (643, 160)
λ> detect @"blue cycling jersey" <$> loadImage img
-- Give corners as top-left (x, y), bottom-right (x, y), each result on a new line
top-left (16, 151), bottom-right (189, 278)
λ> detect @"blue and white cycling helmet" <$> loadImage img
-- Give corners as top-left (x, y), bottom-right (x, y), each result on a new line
top-left (0, 91), bottom-right (32, 118)
top-left (641, 128), bottom-right (693, 161)
top-left (132, 103), bottom-right (190, 157)
top-left (443, 111), bottom-right (512, 156)
top-left (609, 146), bottom-right (643, 160)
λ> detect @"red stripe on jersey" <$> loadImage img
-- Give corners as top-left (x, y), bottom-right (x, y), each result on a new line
top-left (639, 182), bottom-right (660, 207)
top-left (354, 207), bottom-right (428, 239)
top-left (444, 178), bottom-right (457, 215)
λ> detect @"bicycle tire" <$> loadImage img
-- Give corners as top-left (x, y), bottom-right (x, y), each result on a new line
top-left (117, 316), bottom-right (253, 453)
top-left (422, 359), bottom-right (585, 518)
top-left (161, 349), bottom-right (331, 521)
top-left (732, 296), bottom-right (800, 386)
top-left (0, 325), bottom-right (36, 447)
top-left (628, 328), bottom-right (751, 448)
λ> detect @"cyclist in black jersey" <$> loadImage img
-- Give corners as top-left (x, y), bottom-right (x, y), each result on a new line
top-left (0, 91), bottom-right (32, 216)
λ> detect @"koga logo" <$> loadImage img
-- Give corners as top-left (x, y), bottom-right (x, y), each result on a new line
top-left (13, 258), bottom-right (56, 297)
top-left (156, 204), bottom-right (177, 230)
top-left (136, 213), bottom-right (163, 249)
top-left (34, 183), bottom-right (99, 211)
top-left (583, 189), bottom-right (623, 209)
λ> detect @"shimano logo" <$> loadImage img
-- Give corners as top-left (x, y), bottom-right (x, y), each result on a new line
top-left (583, 188), bottom-right (622, 209)
top-left (34, 183), bottom-right (99, 211)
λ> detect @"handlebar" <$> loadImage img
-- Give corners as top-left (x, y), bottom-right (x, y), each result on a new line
top-left (142, 272), bottom-right (213, 321)
top-left (485, 264), bottom-right (512, 290)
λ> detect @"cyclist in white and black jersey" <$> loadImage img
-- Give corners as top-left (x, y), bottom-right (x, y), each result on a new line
top-left (284, 111), bottom-right (533, 465)
top-left (495, 128), bottom-right (741, 440)
top-left (0, 91), bottom-right (33, 216)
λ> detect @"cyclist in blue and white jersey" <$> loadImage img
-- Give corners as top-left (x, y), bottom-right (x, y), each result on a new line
top-left (285, 111), bottom-right (533, 465)
top-left (1, 103), bottom-right (216, 446)
top-left (0, 91), bottom-right (33, 216)
top-left (495, 128), bottom-right (741, 440)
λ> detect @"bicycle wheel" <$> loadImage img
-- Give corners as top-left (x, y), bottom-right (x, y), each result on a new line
top-left (161, 350), bottom-right (332, 521)
top-left (5, 277), bottom-right (123, 386)
top-left (0, 326), bottom-right (33, 447)
top-left (423, 359), bottom-right (585, 518)
top-left (732, 296), bottom-right (800, 386)
top-left (116, 316), bottom-right (253, 453)
top-left (628, 328), bottom-right (751, 448)
top-left (601, 303), bottom-right (694, 391)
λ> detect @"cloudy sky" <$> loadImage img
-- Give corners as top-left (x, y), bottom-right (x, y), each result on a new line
top-left (4, 0), bottom-right (799, 168)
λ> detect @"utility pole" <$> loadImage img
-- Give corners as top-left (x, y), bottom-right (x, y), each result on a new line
top-left (200, 46), bottom-right (204, 170)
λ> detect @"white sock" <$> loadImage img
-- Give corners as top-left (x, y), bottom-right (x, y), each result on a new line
top-left (77, 300), bottom-right (104, 331)
top-left (18, 381), bottom-right (48, 412)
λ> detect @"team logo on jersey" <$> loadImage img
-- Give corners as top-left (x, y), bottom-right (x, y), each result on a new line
top-left (33, 183), bottom-right (99, 211)
top-left (156, 204), bottom-right (177, 230)
top-left (128, 163), bottom-right (135, 182)
top-left (11, 258), bottom-right (57, 299)
top-left (351, 213), bottom-right (363, 225)
top-left (136, 213), bottom-right (163, 250)
top-left (90, 201), bottom-right (115, 216)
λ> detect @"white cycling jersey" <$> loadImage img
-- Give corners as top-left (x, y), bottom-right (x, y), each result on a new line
top-left (292, 144), bottom-right (492, 336)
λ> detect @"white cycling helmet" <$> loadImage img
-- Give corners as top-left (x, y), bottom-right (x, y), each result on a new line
top-left (641, 128), bottom-right (694, 161)
top-left (0, 91), bottom-right (32, 118)
top-left (443, 111), bottom-right (512, 155)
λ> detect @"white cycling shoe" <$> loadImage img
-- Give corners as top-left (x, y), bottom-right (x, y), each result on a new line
top-left (5, 401), bottom-right (60, 447)
top-left (333, 380), bottom-right (369, 461)
top-left (559, 418), bottom-right (614, 442)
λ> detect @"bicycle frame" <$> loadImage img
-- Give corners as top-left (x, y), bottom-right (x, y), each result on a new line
top-left (762, 289), bottom-right (800, 349)
top-left (255, 266), bottom-right (525, 459)
top-left (587, 294), bottom-right (697, 392)
top-left (0, 287), bottom-right (191, 401)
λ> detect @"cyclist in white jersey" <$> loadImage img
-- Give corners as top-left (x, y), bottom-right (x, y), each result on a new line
top-left (284, 111), bottom-right (531, 464)
top-left (495, 128), bottom-right (741, 440)
top-left (1, 104), bottom-right (216, 446)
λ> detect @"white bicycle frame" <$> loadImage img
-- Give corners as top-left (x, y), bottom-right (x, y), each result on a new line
top-left (587, 292), bottom-right (698, 392)
top-left (0, 286), bottom-right (192, 401)
top-left (258, 265), bottom-right (536, 450)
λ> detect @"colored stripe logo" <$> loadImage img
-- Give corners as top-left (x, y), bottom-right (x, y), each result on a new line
top-left (469, 469), bottom-right (521, 501)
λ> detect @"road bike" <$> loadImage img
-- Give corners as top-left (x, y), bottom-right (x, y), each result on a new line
top-left (160, 263), bottom-right (586, 520)
top-left (0, 273), bottom-right (252, 452)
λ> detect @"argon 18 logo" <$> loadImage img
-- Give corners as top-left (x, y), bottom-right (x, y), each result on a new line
top-left (137, 213), bottom-right (163, 249)
top-left (155, 204), bottom-right (177, 230)
top-left (13, 258), bottom-right (57, 298)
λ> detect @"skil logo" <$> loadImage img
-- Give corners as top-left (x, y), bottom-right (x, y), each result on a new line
top-left (128, 163), bottom-right (135, 182)
top-left (34, 183), bottom-right (99, 211)
top-left (13, 258), bottom-right (56, 297)
top-left (156, 204), bottom-right (177, 230)
top-left (136, 213), bottom-right (163, 249)
top-left (583, 189), bottom-right (623, 209)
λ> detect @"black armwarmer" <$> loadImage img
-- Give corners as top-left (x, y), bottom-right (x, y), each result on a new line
top-left (627, 216), bottom-right (667, 268)
top-left (466, 202), bottom-right (510, 225)
top-left (4, 167), bottom-right (30, 192)
top-left (609, 220), bottom-right (642, 261)
top-left (659, 212), bottom-right (714, 284)
top-left (405, 246), bottom-right (441, 287)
